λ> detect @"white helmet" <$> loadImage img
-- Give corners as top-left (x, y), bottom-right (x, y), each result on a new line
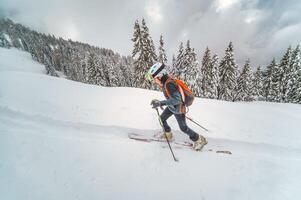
top-left (147, 62), bottom-right (165, 80)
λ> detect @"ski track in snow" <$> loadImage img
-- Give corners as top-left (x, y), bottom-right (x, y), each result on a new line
top-left (1, 105), bottom-right (300, 160)
top-left (1, 48), bottom-right (301, 200)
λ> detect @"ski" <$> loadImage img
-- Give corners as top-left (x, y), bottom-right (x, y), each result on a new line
top-left (128, 133), bottom-right (192, 148)
top-left (128, 133), bottom-right (232, 154)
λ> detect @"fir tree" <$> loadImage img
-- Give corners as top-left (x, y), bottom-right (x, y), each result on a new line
top-left (1, 19), bottom-right (133, 88)
top-left (0, 32), bottom-right (11, 48)
top-left (293, 67), bottom-right (301, 103)
top-left (218, 42), bottom-right (238, 101)
top-left (132, 20), bottom-right (143, 61)
top-left (132, 19), bottom-right (157, 89)
top-left (278, 46), bottom-right (292, 102)
top-left (173, 42), bottom-right (185, 78)
top-left (87, 53), bottom-right (106, 86)
top-left (181, 40), bottom-right (192, 81)
top-left (200, 47), bottom-right (212, 98)
top-left (168, 54), bottom-right (176, 74)
top-left (158, 35), bottom-right (167, 64)
top-left (172, 54), bottom-right (176, 69)
top-left (185, 45), bottom-right (200, 96)
top-left (44, 53), bottom-right (58, 77)
top-left (288, 45), bottom-right (301, 103)
top-left (81, 53), bottom-right (89, 83)
top-left (141, 19), bottom-right (157, 65)
top-left (252, 66), bottom-right (264, 101)
top-left (234, 59), bottom-right (254, 101)
top-left (263, 58), bottom-right (278, 101)
top-left (131, 20), bottom-right (149, 88)
top-left (172, 41), bottom-right (200, 95)
top-left (209, 54), bottom-right (219, 99)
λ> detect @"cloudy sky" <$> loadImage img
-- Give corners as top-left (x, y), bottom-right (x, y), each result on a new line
top-left (1, 0), bottom-right (301, 67)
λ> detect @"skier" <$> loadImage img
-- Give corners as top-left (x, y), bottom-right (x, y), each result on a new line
top-left (146, 62), bottom-right (207, 151)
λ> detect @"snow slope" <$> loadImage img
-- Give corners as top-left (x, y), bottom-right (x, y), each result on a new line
top-left (1, 48), bottom-right (301, 200)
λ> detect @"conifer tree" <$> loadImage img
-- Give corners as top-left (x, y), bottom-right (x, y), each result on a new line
top-left (173, 42), bottom-right (185, 78)
top-left (172, 41), bottom-right (200, 95)
top-left (132, 20), bottom-right (148, 88)
top-left (131, 19), bottom-right (157, 89)
top-left (158, 35), bottom-right (167, 64)
top-left (167, 54), bottom-right (176, 74)
top-left (181, 40), bottom-right (192, 81)
top-left (172, 54), bottom-right (176, 68)
top-left (0, 33), bottom-right (11, 48)
top-left (185, 45), bottom-right (200, 96)
top-left (252, 66), bottom-right (264, 100)
top-left (1, 19), bottom-right (133, 88)
top-left (234, 59), bottom-right (254, 101)
top-left (218, 42), bottom-right (238, 101)
top-left (263, 58), bottom-right (278, 101)
top-left (87, 53), bottom-right (106, 86)
top-left (292, 66), bottom-right (301, 103)
top-left (200, 47), bottom-right (212, 98)
top-left (132, 20), bottom-right (145, 88)
top-left (141, 19), bottom-right (157, 65)
top-left (132, 20), bottom-right (143, 60)
top-left (278, 46), bottom-right (292, 102)
top-left (288, 45), bottom-right (301, 103)
top-left (209, 54), bottom-right (219, 99)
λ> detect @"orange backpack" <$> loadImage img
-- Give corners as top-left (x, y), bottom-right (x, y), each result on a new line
top-left (164, 78), bottom-right (195, 107)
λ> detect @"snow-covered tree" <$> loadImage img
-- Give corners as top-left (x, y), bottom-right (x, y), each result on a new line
top-left (218, 42), bottom-right (238, 101)
top-left (185, 44), bottom-right (200, 96)
top-left (172, 41), bottom-right (200, 96)
top-left (158, 35), bottom-right (167, 65)
top-left (288, 45), bottom-right (301, 103)
top-left (131, 20), bottom-right (145, 88)
top-left (180, 40), bottom-right (192, 81)
top-left (263, 58), bottom-right (278, 101)
top-left (209, 54), bottom-right (219, 99)
top-left (252, 66), bottom-right (264, 101)
top-left (200, 47), bottom-right (212, 98)
top-left (44, 52), bottom-right (58, 77)
top-left (292, 63), bottom-right (301, 103)
top-left (87, 53), bottom-right (107, 86)
top-left (167, 54), bottom-right (176, 74)
top-left (0, 32), bottom-right (12, 48)
top-left (278, 46), bottom-right (292, 102)
top-left (119, 57), bottom-right (134, 87)
top-left (131, 19), bottom-right (157, 89)
top-left (132, 20), bottom-right (142, 60)
top-left (1, 19), bottom-right (133, 88)
top-left (131, 20), bottom-right (149, 88)
top-left (141, 19), bottom-right (157, 65)
top-left (173, 42), bottom-right (185, 78)
top-left (234, 59), bottom-right (254, 101)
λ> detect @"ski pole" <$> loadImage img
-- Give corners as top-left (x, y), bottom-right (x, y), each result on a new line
top-left (185, 116), bottom-right (209, 132)
top-left (155, 108), bottom-right (178, 162)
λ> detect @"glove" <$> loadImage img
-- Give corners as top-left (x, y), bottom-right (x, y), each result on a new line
top-left (150, 99), bottom-right (161, 109)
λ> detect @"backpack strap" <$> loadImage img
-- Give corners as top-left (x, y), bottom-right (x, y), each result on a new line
top-left (164, 78), bottom-right (185, 104)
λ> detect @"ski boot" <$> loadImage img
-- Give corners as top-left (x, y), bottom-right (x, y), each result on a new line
top-left (193, 135), bottom-right (207, 151)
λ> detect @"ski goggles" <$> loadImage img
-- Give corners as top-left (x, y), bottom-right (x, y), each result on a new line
top-left (145, 72), bottom-right (154, 81)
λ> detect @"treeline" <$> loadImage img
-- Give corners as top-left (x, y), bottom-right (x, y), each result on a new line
top-left (0, 19), bottom-right (133, 87)
top-left (1, 18), bottom-right (301, 104)
top-left (132, 19), bottom-right (301, 104)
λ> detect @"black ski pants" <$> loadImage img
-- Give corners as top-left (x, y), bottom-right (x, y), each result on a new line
top-left (160, 107), bottom-right (199, 142)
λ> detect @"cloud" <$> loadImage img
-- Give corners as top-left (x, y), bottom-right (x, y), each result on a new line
top-left (214, 0), bottom-right (240, 12)
top-left (145, 1), bottom-right (163, 23)
top-left (1, 0), bottom-right (301, 68)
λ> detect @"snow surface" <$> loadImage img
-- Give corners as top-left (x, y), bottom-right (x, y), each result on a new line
top-left (0, 47), bottom-right (301, 200)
